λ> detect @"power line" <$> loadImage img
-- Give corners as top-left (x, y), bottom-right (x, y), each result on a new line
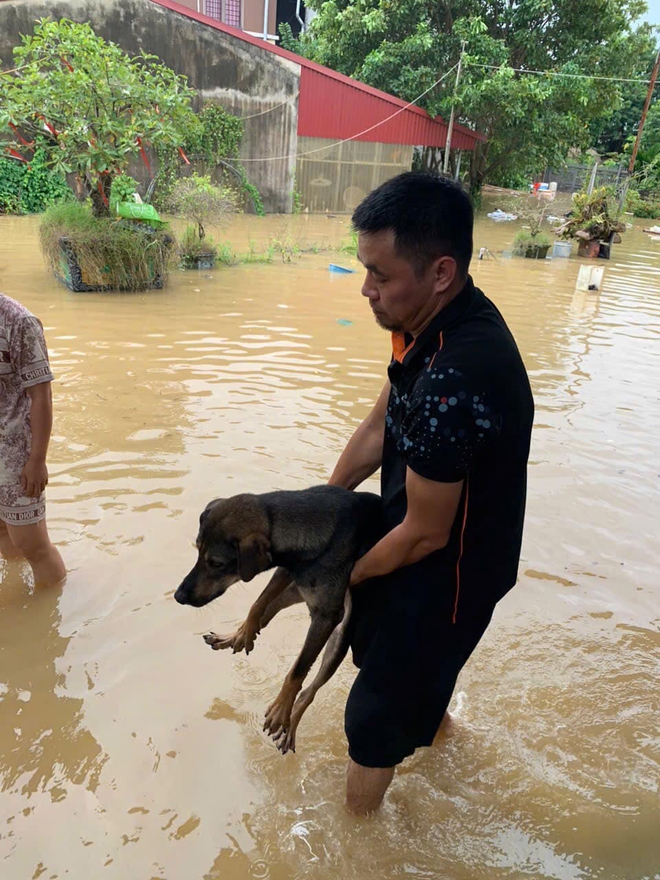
top-left (239, 96), bottom-right (295, 119)
top-left (236, 62), bottom-right (461, 163)
top-left (467, 61), bottom-right (655, 85)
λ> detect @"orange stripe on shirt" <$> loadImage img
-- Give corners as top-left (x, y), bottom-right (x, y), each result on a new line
top-left (427, 331), bottom-right (444, 371)
top-left (452, 478), bottom-right (469, 625)
top-left (392, 331), bottom-right (415, 363)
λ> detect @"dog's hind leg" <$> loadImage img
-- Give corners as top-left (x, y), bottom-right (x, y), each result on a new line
top-left (263, 590), bottom-right (346, 743)
top-left (204, 567), bottom-right (293, 656)
top-left (274, 591), bottom-right (353, 755)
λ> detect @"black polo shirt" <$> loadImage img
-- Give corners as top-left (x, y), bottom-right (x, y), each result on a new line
top-left (381, 276), bottom-right (534, 617)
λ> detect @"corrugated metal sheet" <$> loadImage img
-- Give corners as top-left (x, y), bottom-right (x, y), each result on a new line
top-left (298, 68), bottom-right (477, 149)
top-left (152, 0), bottom-right (484, 151)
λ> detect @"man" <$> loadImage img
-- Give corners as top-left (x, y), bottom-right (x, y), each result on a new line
top-left (328, 172), bottom-right (534, 814)
top-left (0, 293), bottom-right (66, 585)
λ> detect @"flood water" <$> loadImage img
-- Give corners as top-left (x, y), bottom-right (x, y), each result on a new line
top-left (0, 208), bottom-right (658, 880)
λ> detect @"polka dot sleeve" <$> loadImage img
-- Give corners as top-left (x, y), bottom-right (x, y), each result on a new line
top-left (396, 367), bottom-right (500, 483)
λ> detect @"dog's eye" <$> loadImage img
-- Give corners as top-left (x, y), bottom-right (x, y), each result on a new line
top-left (207, 557), bottom-right (226, 570)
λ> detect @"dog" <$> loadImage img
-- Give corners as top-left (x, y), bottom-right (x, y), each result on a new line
top-left (174, 485), bottom-right (385, 754)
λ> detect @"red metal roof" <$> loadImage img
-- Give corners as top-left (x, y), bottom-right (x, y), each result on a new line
top-left (151, 0), bottom-right (484, 149)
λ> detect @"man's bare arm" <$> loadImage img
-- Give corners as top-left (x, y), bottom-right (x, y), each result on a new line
top-left (328, 381), bottom-right (390, 490)
top-left (350, 468), bottom-right (463, 584)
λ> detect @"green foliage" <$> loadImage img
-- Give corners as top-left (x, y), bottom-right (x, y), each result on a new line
top-left (178, 224), bottom-right (219, 267)
top-left (295, 0), bottom-right (655, 192)
top-left (513, 228), bottom-right (551, 250)
top-left (0, 148), bottom-right (70, 214)
top-left (278, 22), bottom-right (300, 53)
top-left (185, 103), bottom-right (244, 167)
top-left (624, 187), bottom-right (660, 218)
top-left (166, 173), bottom-right (240, 241)
top-left (153, 102), bottom-right (264, 215)
top-left (40, 201), bottom-right (174, 291)
top-left (555, 186), bottom-right (626, 241)
top-left (109, 174), bottom-right (139, 213)
top-left (0, 18), bottom-right (196, 216)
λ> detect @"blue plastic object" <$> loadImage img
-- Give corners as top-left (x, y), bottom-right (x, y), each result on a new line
top-left (329, 263), bottom-right (355, 274)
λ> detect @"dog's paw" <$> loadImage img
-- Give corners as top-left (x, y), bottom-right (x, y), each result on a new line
top-left (274, 726), bottom-right (297, 755)
top-left (203, 625), bottom-right (257, 655)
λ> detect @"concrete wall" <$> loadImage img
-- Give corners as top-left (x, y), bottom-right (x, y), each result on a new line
top-left (0, 0), bottom-right (300, 212)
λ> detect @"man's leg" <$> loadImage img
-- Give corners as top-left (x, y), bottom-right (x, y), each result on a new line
top-left (0, 520), bottom-right (23, 560)
top-left (346, 760), bottom-right (395, 815)
top-left (6, 520), bottom-right (66, 586)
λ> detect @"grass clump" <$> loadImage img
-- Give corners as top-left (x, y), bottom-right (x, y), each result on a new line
top-left (40, 202), bottom-right (174, 291)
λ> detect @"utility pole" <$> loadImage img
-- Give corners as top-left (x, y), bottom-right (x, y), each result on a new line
top-left (443, 41), bottom-right (467, 176)
top-left (628, 48), bottom-right (660, 175)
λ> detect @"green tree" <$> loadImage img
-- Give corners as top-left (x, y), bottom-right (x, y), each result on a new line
top-left (0, 18), bottom-right (196, 216)
top-left (291, 0), bottom-right (655, 192)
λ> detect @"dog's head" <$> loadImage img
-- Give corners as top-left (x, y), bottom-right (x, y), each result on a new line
top-left (174, 494), bottom-right (273, 607)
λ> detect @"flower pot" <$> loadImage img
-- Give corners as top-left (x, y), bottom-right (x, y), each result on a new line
top-left (552, 241), bottom-right (572, 258)
top-left (523, 244), bottom-right (550, 260)
top-left (55, 230), bottom-right (172, 292)
top-left (577, 239), bottom-right (601, 259)
top-left (185, 253), bottom-right (216, 270)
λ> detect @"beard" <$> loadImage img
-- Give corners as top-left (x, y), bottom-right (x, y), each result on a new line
top-left (372, 309), bottom-right (402, 332)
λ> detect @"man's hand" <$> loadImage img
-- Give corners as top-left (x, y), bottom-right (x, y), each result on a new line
top-left (349, 468), bottom-right (464, 585)
top-left (21, 457), bottom-right (48, 498)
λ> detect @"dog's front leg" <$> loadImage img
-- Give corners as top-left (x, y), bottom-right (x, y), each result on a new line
top-left (263, 601), bottom-right (344, 742)
top-left (204, 567), bottom-right (292, 655)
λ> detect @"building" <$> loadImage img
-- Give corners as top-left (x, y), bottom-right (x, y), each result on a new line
top-left (0, 0), bottom-right (484, 213)
top-left (154, 0), bottom-right (484, 212)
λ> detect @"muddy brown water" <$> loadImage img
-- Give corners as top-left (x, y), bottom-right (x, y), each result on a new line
top-left (0, 209), bottom-right (658, 880)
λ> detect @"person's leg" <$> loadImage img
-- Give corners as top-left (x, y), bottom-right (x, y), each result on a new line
top-left (6, 520), bottom-right (66, 586)
top-left (345, 573), bottom-right (497, 813)
top-left (346, 761), bottom-right (395, 815)
top-left (0, 519), bottom-right (23, 559)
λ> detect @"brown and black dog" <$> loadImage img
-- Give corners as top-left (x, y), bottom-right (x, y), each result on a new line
top-left (174, 485), bottom-right (384, 754)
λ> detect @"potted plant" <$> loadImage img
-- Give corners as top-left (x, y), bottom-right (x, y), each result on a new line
top-left (555, 187), bottom-right (626, 259)
top-left (166, 173), bottom-right (240, 269)
top-left (507, 194), bottom-right (552, 259)
top-left (0, 19), bottom-right (195, 290)
top-left (512, 228), bottom-right (552, 259)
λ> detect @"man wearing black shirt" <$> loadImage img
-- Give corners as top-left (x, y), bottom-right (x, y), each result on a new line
top-left (329, 172), bottom-right (534, 814)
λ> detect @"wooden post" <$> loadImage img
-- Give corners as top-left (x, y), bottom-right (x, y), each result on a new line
top-left (443, 42), bottom-right (466, 175)
top-left (629, 49), bottom-right (660, 175)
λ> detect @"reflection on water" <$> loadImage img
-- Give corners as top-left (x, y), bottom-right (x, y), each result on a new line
top-left (0, 209), bottom-right (658, 879)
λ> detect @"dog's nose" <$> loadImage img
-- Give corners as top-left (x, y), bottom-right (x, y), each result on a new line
top-left (174, 585), bottom-right (188, 605)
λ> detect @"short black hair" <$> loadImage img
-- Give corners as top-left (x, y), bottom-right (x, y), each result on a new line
top-left (352, 171), bottom-right (473, 277)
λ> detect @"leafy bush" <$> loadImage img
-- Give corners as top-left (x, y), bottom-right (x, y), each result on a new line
top-left (624, 188), bottom-right (660, 219)
top-left (0, 149), bottom-right (70, 214)
top-left (40, 201), bottom-right (174, 291)
top-left (513, 229), bottom-right (551, 251)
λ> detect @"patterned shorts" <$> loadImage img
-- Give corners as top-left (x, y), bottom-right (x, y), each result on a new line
top-left (0, 482), bottom-right (46, 526)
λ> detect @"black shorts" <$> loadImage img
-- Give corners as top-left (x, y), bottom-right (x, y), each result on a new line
top-left (345, 563), bottom-right (495, 768)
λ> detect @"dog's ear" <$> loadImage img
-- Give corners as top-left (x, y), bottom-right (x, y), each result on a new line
top-left (236, 534), bottom-right (272, 582)
top-left (200, 498), bottom-right (223, 526)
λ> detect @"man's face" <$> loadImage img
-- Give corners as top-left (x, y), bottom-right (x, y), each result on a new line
top-left (357, 230), bottom-right (452, 333)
